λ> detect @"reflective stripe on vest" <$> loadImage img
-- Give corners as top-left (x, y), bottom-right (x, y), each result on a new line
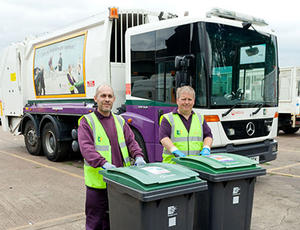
top-left (79, 112), bottom-right (130, 189)
top-left (161, 112), bottom-right (204, 164)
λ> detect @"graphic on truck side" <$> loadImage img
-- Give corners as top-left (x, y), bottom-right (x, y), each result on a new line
top-left (33, 33), bottom-right (86, 97)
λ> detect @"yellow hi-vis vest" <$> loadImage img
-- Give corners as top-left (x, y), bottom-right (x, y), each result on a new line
top-left (78, 112), bottom-right (131, 189)
top-left (160, 112), bottom-right (204, 164)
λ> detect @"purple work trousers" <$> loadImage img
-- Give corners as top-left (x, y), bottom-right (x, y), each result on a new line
top-left (86, 186), bottom-right (110, 230)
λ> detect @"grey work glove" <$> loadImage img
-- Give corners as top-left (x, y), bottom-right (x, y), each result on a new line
top-left (134, 156), bottom-right (146, 166)
top-left (102, 162), bottom-right (116, 169)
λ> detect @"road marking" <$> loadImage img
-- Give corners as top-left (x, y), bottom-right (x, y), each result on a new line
top-left (0, 150), bottom-right (84, 180)
top-left (267, 171), bottom-right (300, 178)
top-left (267, 162), bottom-right (300, 178)
top-left (8, 212), bottom-right (85, 230)
top-left (267, 162), bottom-right (300, 172)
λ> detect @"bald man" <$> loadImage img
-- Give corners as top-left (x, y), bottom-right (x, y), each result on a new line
top-left (78, 84), bottom-right (146, 230)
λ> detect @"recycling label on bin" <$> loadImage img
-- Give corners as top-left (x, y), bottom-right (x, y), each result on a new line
top-left (207, 155), bottom-right (235, 162)
top-left (141, 166), bottom-right (171, 175)
top-left (203, 154), bottom-right (258, 168)
top-left (168, 205), bottom-right (178, 227)
top-left (232, 186), bottom-right (241, 205)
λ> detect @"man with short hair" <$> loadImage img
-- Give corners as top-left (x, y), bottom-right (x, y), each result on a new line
top-left (159, 86), bottom-right (213, 163)
top-left (78, 84), bottom-right (146, 230)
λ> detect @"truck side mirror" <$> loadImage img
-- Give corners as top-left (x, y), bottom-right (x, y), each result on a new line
top-left (175, 55), bottom-right (194, 70)
top-left (175, 56), bottom-right (183, 70)
top-left (174, 54), bottom-right (195, 89)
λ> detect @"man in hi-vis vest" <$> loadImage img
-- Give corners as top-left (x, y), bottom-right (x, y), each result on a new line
top-left (159, 86), bottom-right (213, 164)
top-left (78, 84), bottom-right (146, 230)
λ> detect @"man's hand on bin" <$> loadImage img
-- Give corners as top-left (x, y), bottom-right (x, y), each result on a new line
top-left (172, 149), bottom-right (186, 157)
top-left (102, 162), bottom-right (116, 169)
top-left (199, 146), bottom-right (210, 156)
top-left (134, 156), bottom-right (146, 166)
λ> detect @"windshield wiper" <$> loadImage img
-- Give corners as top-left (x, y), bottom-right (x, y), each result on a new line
top-left (222, 104), bottom-right (237, 117)
top-left (252, 103), bottom-right (263, 116)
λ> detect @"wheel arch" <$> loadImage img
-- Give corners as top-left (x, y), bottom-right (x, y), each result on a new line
top-left (19, 113), bottom-right (41, 136)
top-left (41, 117), bottom-right (70, 162)
top-left (121, 112), bottom-right (155, 143)
top-left (40, 115), bottom-right (74, 142)
top-left (40, 115), bottom-right (60, 139)
top-left (129, 125), bottom-right (149, 162)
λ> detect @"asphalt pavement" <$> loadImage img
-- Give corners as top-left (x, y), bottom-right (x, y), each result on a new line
top-left (0, 128), bottom-right (299, 229)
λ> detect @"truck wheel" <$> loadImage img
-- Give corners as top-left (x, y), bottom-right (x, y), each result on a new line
top-left (282, 127), bottom-right (299, 134)
top-left (132, 128), bottom-right (149, 162)
top-left (24, 120), bottom-right (42, 156)
top-left (42, 122), bottom-right (68, 161)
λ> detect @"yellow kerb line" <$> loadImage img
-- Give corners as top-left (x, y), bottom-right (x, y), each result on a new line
top-left (267, 162), bottom-right (300, 172)
top-left (267, 171), bottom-right (300, 178)
top-left (0, 150), bottom-right (84, 180)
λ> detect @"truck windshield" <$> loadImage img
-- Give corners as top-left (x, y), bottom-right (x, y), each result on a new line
top-left (198, 22), bottom-right (278, 108)
top-left (129, 21), bottom-right (278, 109)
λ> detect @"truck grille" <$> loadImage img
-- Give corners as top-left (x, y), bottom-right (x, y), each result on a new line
top-left (221, 118), bottom-right (273, 140)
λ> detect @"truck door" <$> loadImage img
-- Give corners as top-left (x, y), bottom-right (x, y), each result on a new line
top-left (155, 60), bottom-right (177, 145)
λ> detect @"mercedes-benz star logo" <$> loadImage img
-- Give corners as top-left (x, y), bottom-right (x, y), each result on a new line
top-left (246, 122), bottom-right (255, 136)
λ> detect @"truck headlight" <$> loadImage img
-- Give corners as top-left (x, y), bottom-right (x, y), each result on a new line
top-left (226, 128), bottom-right (235, 136)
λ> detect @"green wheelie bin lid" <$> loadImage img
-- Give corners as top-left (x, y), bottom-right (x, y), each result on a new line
top-left (99, 162), bottom-right (203, 192)
top-left (173, 153), bottom-right (266, 182)
top-left (100, 163), bottom-right (207, 202)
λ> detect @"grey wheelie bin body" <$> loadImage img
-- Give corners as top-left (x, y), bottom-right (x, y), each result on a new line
top-left (99, 162), bottom-right (207, 230)
top-left (173, 153), bottom-right (266, 230)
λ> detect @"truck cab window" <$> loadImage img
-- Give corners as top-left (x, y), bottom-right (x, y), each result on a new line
top-left (131, 31), bottom-right (156, 100)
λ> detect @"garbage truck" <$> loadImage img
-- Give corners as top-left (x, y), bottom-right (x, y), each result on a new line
top-left (0, 7), bottom-right (279, 163)
top-left (278, 66), bottom-right (300, 134)
top-left (0, 7), bottom-right (169, 161)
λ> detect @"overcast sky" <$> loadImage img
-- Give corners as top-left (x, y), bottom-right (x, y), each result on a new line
top-left (0, 0), bottom-right (299, 67)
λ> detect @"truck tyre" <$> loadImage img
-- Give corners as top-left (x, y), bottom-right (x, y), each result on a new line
top-left (282, 127), bottom-right (299, 134)
top-left (24, 120), bottom-right (42, 156)
top-left (42, 122), bottom-right (68, 161)
top-left (132, 128), bottom-right (149, 162)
